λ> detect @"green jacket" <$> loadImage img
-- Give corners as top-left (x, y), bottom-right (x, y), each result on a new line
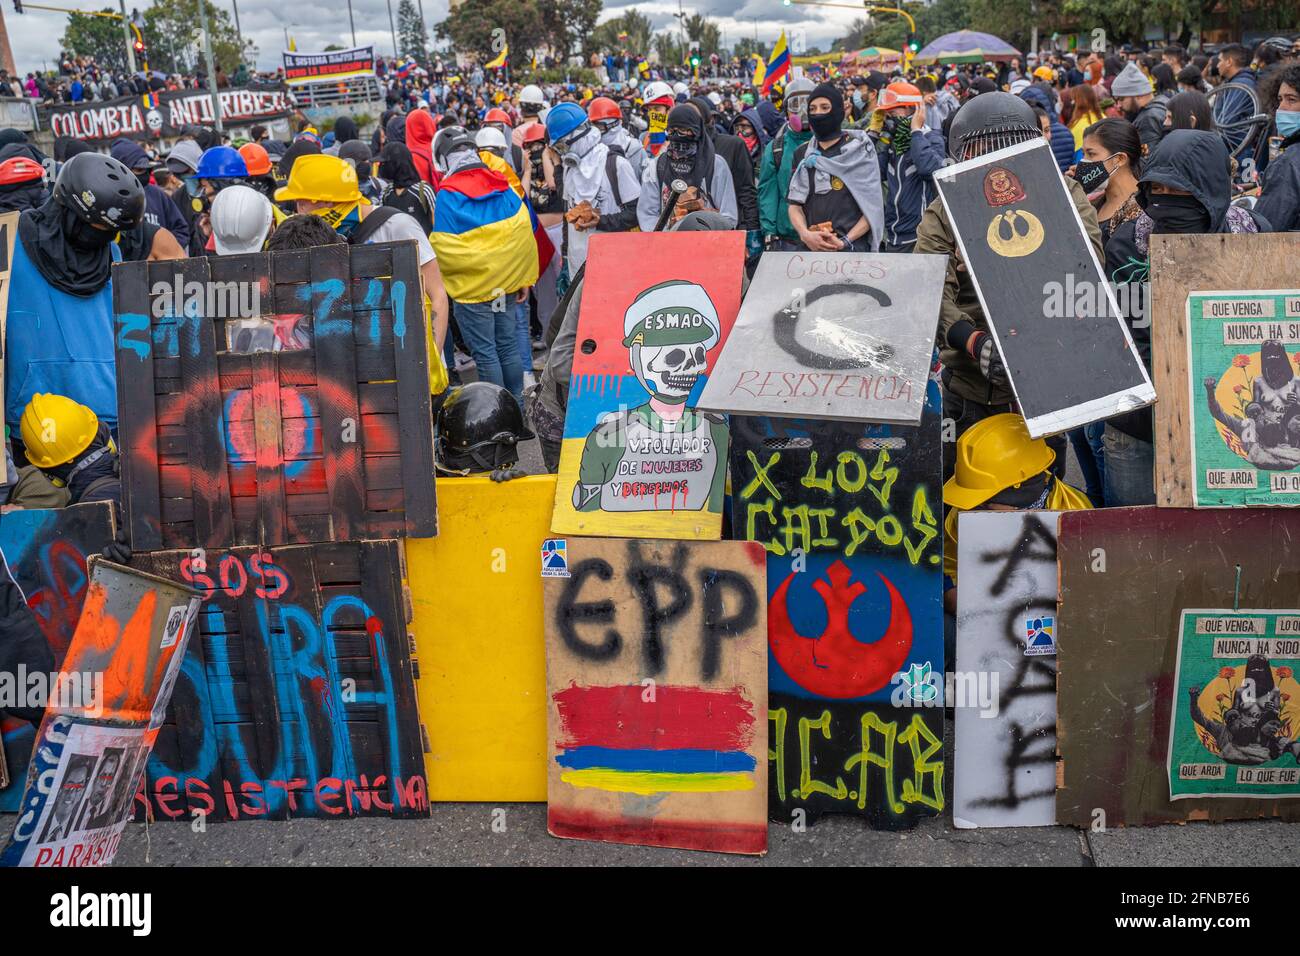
top-left (757, 126), bottom-right (812, 241)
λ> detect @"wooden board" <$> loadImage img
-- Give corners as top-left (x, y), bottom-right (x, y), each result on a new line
top-left (543, 538), bottom-right (768, 854)
top-left (932, 139), bottom-right (1154, 437)
top-left (130, 539), bottom-right (428, 821)
top-left (551, 231), bottom-right (745, 541)
top-left (0, 210), bottom-right (17, 441)
top-left (729, 377), bottom-right (944, 829)
top-left (953, 511), bottom-right (1060, 829)
top-left (1056, 506), bottom-right (1300, 827)
top-left (697, 251), bottom-right (945, 424)
top-left (1150, 234), bottom-right (1300, 507)
top-left (408, 474), bottom-right (554, 801)
top-left (0, 560), bottom-right (200, 867)
top-left (112, 242), bottom-right (436, 552)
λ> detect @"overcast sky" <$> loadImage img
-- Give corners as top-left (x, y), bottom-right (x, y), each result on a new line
top-left (5, 0), bottom-right (866, 75)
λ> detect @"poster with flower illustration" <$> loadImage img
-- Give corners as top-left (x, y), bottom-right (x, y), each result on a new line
top-left (1187, 290), bottom-right (1300, 506)
top-left (1167, 609), bottom-right (1300, 800)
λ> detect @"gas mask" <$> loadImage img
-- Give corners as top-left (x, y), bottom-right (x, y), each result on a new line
top-left (633, 342), bottom-right (708, 401)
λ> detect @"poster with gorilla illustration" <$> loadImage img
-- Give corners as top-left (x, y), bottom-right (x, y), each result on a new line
top-left (551, 231), bottom-right (745, 540)
top-left (1168, 610), bottom-right (1300, 800)
top-left (1188, 290), bottom-right (1300, 506)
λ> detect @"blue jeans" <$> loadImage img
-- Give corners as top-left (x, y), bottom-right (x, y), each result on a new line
top-left (453, 299), bottom-right (524, 404)
top-left (515, 301), bottom-right (532, 376)
top-left (1102, 424), bottom-right (1155, 507)
top-left (1067, 421), bottom-right (1107, 507)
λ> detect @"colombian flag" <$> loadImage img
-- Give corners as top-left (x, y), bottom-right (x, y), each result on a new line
top-left (431, 165), bottom-right (540, 303)
top-left (761, 31), bottom-right (789, 96)
top-left (479, 150), bottom-right (555, 275)
top-left (751, 52), bottom-right (766, 88)
top-left (485, 43), bottom-right (508, 70)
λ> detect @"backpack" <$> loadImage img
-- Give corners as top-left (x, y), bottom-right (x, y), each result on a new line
top-left (348, 206), bottom-right (401, 245)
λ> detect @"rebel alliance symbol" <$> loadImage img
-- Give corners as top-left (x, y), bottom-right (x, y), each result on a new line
top-left (768, 560), bottom-right (913, 698)
top-left (986, 209), bottom-right (1045, 258)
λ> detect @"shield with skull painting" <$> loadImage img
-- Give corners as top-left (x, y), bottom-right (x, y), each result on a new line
top-left (551, 231), bottom-right (745, 540)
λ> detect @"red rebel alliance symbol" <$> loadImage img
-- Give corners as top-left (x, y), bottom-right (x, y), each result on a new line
top-left (769, 560), bottom-right (913, 698)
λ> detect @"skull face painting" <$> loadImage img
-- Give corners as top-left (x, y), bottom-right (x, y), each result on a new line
top-left (636, 342), bottom-right (708, 400)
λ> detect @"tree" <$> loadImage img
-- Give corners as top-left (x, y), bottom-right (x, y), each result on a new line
top-left (654, 31), bottom-right (685, 66)
top-left (436, 0), bottom-right (547, 63)
top-left (538, 0), bottom-right (602, 60)
top-left (588, 9), bottom-right (653, 55)
top-left (683, 13), bottom-right (721, 58)
top-left (397, 0), bottom-right (428, 62)
top-left (61, 10), bottom-right (133, 73)
top-left (142, 0), bottom-right (252, 75)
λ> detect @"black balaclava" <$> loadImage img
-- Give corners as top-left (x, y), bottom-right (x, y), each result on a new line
top-left (658, 103), bottom-right (715, 191)
top-left (19, 195), bottom-right (115, 297)
top-left (333, 115), bottom-right (358, 143)
top-left (379, 141), bottom-right (420, 189)
top-left (1145, 191), bottom-right (1210, 234)
top-left (809, 82), bottom-right (845, 141)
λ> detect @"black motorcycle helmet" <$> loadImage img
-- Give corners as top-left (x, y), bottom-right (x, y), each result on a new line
top-left (433, 125), bottom-right (477, 172)
top-left (435, 382), bottom-right (534, 474)
top-left (946, 91), bottom-right (1041, 161)
top-left (53, 151), bottom-right (146, 231)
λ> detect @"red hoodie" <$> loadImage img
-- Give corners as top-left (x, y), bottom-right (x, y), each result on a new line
top-left (405, 109), bottom-right (440, 188)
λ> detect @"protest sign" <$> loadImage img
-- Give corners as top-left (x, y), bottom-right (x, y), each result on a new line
top-left (41, 85), bottom-right (291, 146)
top-left (697, 251), bottom-right (945, 424)
top-left (114, 242), bottom-right (435, 552)
top-left (543, 538), bottom-right (768, 854)
top-left (1056, 506), bottom-right (1300, 827)
top-left (1, 560), bottom-right (200, 867)
top-left (283, 46), bottom-right (376, 83)
top-left (550, 231), bottom-right (745, 541)
top-left (932, 138), bottom-right (1154, 437)
top-left (953, 511), bottom-right (1060, 829)
top-left (1168, 610), bottom-right (1300, 800)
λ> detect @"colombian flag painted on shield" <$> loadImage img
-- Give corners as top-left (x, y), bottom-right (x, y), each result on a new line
top-left (761, 31), bottom-right (790, 96)
top-left (431, 165), bottom-right (540, 303)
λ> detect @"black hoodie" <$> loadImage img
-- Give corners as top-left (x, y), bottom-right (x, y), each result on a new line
top-left (688, 95), bottom-right (758, 230)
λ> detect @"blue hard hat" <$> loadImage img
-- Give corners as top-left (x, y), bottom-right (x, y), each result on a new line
top-left (545, 102), bottom-right (587, 143)
top-left (195, 145), bottom-right (249, 179)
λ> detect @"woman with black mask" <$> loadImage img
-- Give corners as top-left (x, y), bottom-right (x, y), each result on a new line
top-left (1076, 117), bottom-right (1142, 243)
top-left (378, 141), bottom-right (437, 235)
top-left (635, 103), bottom-right (738, 230)
top-left (1102, 129), bottom-right (1272, 507)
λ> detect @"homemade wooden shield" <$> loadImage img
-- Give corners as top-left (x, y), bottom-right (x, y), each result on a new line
top-left (1, 560), bottom-right (200, 867)
top-left (696, 252), bottom-right (945, 424)
top-left (953, 511), bottom-right (1060, 829)
top-left (1056, 506), bottom-right (1300, 827)
top-left (932, 139), bottom-right (1154, 437)
top-left (0, 210), bottom-right (16, 439)
top-left (1167, 609), bottom-right (1300, 800)
top-left (1149, 234), bottom-right (1300, 506)
top-left (551, 231), bottom-right (746, 540)
top-left (729, 377), bottom-right (945, 829)
top-left (130, 540), bottom-right (428, 821)
top-left (408, 475), bottom-right (554, 802)
top-left (112, 242), bottom-right (436, 552)
top-left (544, 538), bottom-right (768, 854)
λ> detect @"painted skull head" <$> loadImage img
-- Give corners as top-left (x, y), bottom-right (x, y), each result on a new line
top-left (638, 342), bottom-right (708, 399)
top-left (622, 279), bottom-right (721, 403)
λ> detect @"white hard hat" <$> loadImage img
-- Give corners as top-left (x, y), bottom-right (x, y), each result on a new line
top-left (211, 185), bottom-right (273, 256)
top-left (642, 80), bottom-right (673, 103)
top-left (475, 126), bottom-right (507, 151)
top-left (672, 82), bottom-right (688, 95)
top-left (708, 91), bottom-right (722, 106)
top-left (520, 84), bottom-right (545, 107)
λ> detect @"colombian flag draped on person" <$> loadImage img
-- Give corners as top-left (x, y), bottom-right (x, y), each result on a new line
top-left (430, 160), bottom-right (540, 303)
top-left (761, 31), bottom-right (789, 96)
top-left (479, 149), bottom-right (556, 278)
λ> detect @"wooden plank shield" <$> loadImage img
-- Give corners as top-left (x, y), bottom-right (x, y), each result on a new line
top-left (728, 376), bottom-right (945, 830)
top-left (932, 139), bottom-right (1154, 437)
top-left (551, 231), bottom-right (745, 541)
top-left (697, 251), bottom-right (945, 424)
top-left (544, 538), bottom-right (768, 854)
top-left (112, 241), bottom-right (436, 552)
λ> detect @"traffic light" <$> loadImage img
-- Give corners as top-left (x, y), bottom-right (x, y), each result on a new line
top-left (690, 54), bottom-right (700, 68)
top-left (907, 33), bottom-right (921, 55)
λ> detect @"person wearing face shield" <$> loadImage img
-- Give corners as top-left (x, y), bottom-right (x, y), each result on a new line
top-left (915, 92), bottom-right (1101, 476)
top-left (1100, 128), bottom-right (1271, 506)
top-left (637, 104), bottom-right (738, 232)
top-left (589, 96), bottom-right (647, 176)
top-left (757, 75), bottom-right (815, 249)
top-left (547, 102), bottom-right (641, 277)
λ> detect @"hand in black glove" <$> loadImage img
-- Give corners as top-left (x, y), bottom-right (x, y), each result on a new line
top-left (489, 464), bottom-right (527, 483)
top-left (103, 525), bottom-right (131, 564)
top-left (971, 332), bottom-right (1009, 388)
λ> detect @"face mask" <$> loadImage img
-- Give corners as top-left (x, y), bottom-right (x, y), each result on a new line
top-left (1072, 153), bottom-right (1116, 192)
top-left (890, 114), bottom-right (912, 154)
top-left (67, 215), bottom-right (115, 250)
top-left (809, 110), bottom-right (841, 140)
top-left (1146, 193), bottom-right (1210, 234)
top-left (787, 113), bottom-right (804, 133)
top-left (1277, 109), bottom-right (1300, 139)
top-left (739, 131), bottom-right (758, 152)
top-left (852, 91), bottom-right (865, 110)
top-left (666, 137), bottom-right (698, 168)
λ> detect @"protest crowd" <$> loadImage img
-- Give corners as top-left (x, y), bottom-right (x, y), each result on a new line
top-left (0, 2), bottom-right (1298, 871)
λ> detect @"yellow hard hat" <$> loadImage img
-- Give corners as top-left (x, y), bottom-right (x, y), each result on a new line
top-left (20, 393), bottom-right (99, 469)
top-left (273, 154), bottom-right (362, 204)
top-left (943, 413), bottom-right (1055, 510)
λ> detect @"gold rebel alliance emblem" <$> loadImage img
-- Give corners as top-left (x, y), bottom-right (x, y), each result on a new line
top-left (986, 208), bottom-right (1045, 258)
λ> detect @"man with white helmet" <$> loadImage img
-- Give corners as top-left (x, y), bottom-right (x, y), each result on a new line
top-left (475, 126), bottom-right (510, 163)
top-left (672, 81), bottom-right (689, 101)
top-left (513, 84), bottom-right (547, 147)
top-left (210, 185), bottom-right (279, 255)
top-left (640, 80), bottom-right (676, 158)
top-left (569, 278), bottom-right (728, 515)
